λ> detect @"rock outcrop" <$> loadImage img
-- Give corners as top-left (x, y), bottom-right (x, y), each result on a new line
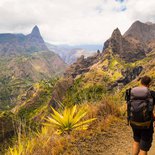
top-left (103, 28), bottom-right (146, 62)
top-left (64, 52), bottom-right (102, 78)
top-left (109, 66), bottom-right (143, 89)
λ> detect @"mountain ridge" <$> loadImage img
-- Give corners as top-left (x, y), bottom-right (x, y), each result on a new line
top-left (0, 26), bottom-right (66, 109)
top-left (0, 25), bottom-right (48, 56)
top-left (49, 20), bottom-right (155, 107)
top-left (124, 20), bottom-right (155, 42)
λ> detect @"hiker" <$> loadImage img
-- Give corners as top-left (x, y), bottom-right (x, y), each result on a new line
top-left (126, 76), bottom-right (155, 155)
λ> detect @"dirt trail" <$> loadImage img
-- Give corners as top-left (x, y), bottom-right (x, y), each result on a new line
top-left (150, 135), bottom-right (155, 155)
top-left (62, 120), bottom-right (155, 155)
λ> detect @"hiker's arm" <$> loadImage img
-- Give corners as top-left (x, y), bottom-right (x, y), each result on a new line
top-left (150, 91), bottom-right (155, 121)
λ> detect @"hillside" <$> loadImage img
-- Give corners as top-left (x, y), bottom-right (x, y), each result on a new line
top-left (1, 20), bottom-right (155, 155)
top-left (0, 26), bottom-right (66, 110)
top-left (50, 21), bottom-right (155, 107)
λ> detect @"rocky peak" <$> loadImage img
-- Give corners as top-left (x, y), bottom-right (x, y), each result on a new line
top-left (132, 20), bottom-right (142, 25)
top-left (124, 20), bottom-right (155, 42)
top-left (103, 25), bottom-right (146, 62)
top-left (26, 25), bottom-right (48, 52)
top-left (111, 28), bottom-right (122, 40)
top-left (0, 25), bottom-right (48, 56)
top-left (103, 28), bottom-right (123, 54)
top-left (30, 25), bottom-right (41, 38)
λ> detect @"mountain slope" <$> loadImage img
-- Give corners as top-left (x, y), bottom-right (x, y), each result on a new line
top-left (49, 21), bottom-right (155, 107)
top-left (124, 20), bottom-right (155, 53)
top-left (2, 20), bottom-right (155, 155)
top-left (0, 26), bottom-right (66, 109)
top-left (124, 20), bottom-right (155, 42)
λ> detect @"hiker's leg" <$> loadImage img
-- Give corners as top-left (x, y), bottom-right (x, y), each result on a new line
top-left (132, 141), bottom-right (140, 155)
top-left (140, 124), bottom-right (154, 154)
top-left (132, 127), bottom-right (141, 155)
top-left (139, 150), bottom-right (147, 155)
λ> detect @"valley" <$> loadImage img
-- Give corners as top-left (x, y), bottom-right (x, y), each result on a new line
top-left (1, 20), bottom-right (155, 155)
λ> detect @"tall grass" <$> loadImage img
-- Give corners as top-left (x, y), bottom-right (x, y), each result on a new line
top-left (5, 95), bottom-right (123, 155)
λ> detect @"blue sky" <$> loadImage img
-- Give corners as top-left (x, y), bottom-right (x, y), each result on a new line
top-left (116, 0), bottom-right (125, 3)
top-left (0, 0), bottom-right (154, 45)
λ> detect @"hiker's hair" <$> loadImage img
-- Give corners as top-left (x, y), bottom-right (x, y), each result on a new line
top-left (141, 76), bottom-right (152, 86)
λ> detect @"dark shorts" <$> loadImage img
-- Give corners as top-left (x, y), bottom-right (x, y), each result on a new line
top-left (132, 124), bottom-right (154, 151)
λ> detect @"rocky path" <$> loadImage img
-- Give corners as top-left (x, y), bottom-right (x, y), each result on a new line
top-left (62, 120), bottom-right (155, 155)
top-left (150, 136), bottom-right (155, 155)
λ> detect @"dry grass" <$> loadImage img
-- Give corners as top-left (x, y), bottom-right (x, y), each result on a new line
top-left (6, 95), bottom-right (124, 155)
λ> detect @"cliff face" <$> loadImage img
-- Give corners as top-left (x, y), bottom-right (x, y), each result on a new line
top-left (124, 21), bottom-right (155, 52)
top-left (124, 21), bottom-right (155, 42)
top-left (103, 28), bottom-right (146, 62)
top-left (64, 53), bottom-right (102, 78)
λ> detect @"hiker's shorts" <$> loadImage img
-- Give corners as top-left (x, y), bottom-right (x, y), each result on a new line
top-left (132, 124), bottom-right (154, 151)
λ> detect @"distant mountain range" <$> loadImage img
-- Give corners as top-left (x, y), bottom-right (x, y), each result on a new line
top-left (46, 43), bottom-right (100, 64)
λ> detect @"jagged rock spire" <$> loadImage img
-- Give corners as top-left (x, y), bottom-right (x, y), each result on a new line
top-left (102, 25), bottom-right (146, 62)
top-left (103, 27), bottom-right (122, 52)
top-left (30, 25), bottom-right (41, 38)
top-left (111, 28), bottom-right (122, 41)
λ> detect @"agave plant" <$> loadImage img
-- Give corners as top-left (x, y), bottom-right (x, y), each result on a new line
top-left (44, 105), bottom-right (96, 134)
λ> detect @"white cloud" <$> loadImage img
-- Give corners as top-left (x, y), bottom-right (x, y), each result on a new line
top-left (0, 0), bottom-right (154, 45)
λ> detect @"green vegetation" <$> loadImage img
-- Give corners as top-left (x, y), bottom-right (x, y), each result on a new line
top-left (5, 96), bottom-right (122, 155)
top-left (17, 78), bottom-right (59, 125)
top-left (0, 50), bottom-right (65, 110)
top-left (0, 76), bottom-right (32, 110)
top-left (63, 76), bottom-right (108, 107)
top-left (2, 45), bottom-right (155, 155)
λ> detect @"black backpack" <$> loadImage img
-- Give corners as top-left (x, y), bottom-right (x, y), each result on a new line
top-left (126, 87), bottom-right (154, 129)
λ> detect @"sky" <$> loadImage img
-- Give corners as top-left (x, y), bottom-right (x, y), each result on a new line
top-left (0, 0), bottom-right (155, 45)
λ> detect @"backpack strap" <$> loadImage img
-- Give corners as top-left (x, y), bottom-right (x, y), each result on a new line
top-left (125, 88), bottom-right (131, 125)
top-left (125, 88), bottom-right (131, 102)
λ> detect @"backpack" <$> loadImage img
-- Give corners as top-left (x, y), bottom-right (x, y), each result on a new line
top-left (126, 87), bottom-right (154, 129)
